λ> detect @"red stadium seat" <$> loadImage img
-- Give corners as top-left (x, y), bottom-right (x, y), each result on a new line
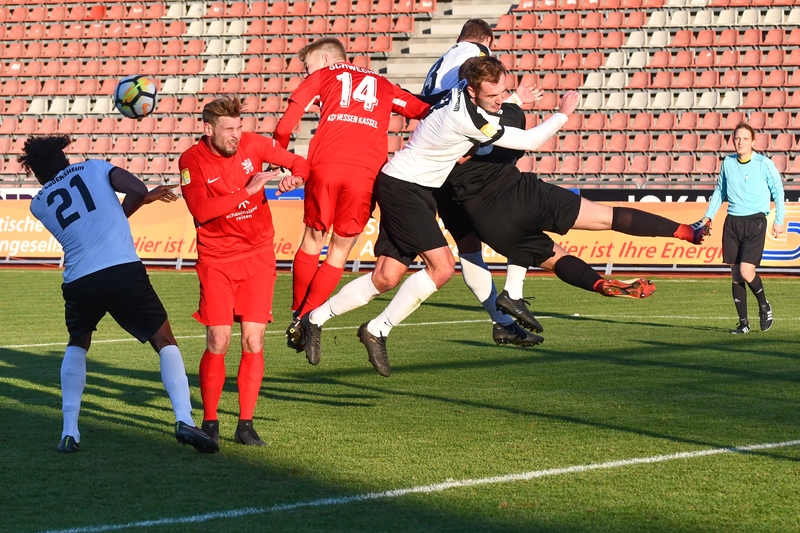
top-left (677, 133), bottom-right (698, 151)
top-left (605, 155), bottom-right (627, 174)
top-left (676, 112), bottom-right (699, 130)
top-left (654, 112), bottom-right (675, 130)
top-left (585, 113), bottom-right (606, 130)
top-left (605, 133), bottom-right (626, 151)
top-left (654, 133), bottom-right (675, 152)
top-left (741, 70), bottom-right (764, 87)
top-left (696, 155), bottom-right (720, 174)
top-left (535, 156), bottom-right (558, 174)
top-left (699, 133), bottom-right (723, 152)
top-left (583, 155), bottom-right (604, 174)
top-left (608, 113), bottom-right (629, 130)
top-left (721, 112), bottom-right (745, 130)
top-left (626, 155), bottom-right (649, 174)
top-left (630, 133), bottom-right (651, 151)
top-left (672, 155), bottom-right (694, 174)
top-left (740, 91), bottom-right (764, 108)
top-left (650, 155), bottom-right (672, 174)
top-left (768, 111), bottom-right (791, 129)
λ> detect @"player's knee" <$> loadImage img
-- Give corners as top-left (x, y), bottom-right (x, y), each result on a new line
top-left (206, 332), bottom-right (231, 354)
top-left (372, 268), bottom-right (403, 292)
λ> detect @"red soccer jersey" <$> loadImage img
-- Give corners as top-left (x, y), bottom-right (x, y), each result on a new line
top-left (278, 62), bottom-right (429, 171)
top-left (179, 132), bottom-right (310, 263)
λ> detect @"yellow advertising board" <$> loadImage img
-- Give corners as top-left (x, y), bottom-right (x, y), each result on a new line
top-left (1, 199), bottom-right (797, 268)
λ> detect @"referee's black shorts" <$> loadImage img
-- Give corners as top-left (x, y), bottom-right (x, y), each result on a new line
top-left (62, 261), bottom-right (168, 343)
top-left (461, 173), bottom-right (581, 267)
top-left (722, 213), bottom-right (767, 266)
top-left (373, 172), bottom-right (450, 267)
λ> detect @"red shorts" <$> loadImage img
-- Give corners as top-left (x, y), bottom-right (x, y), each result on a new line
top-left (303, 163), bottom-right (377, 238)
top-left (194, 250), bottom-right (277, 326)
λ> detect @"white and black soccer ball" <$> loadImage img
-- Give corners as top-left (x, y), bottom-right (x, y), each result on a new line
top-left (114, 75), bottom-right (158, 119)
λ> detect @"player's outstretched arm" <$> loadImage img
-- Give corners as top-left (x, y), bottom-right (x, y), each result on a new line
top-left (144, 184), bottom-right (179, 204)
top-left (513, 82), bottom-right (544, 105)
top-left (109, 167), bottom-right (148, 218)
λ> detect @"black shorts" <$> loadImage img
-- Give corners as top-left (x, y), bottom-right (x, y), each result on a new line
top-left (373, 172), bottom-right (449, 266)
top-left (722, 213), bottom-right (767, 266)
top-left (62, 261), bottom-right (168, 343)
top-left (432, 182), bottom-right (476, 243)
top-left (460, 173), bottom-right (582, 267)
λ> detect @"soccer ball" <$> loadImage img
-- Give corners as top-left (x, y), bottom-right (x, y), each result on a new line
top-left (114, 75), bottom-right (158, 119)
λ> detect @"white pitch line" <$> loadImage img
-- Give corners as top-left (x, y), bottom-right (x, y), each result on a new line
top-left (4, 314), bottom-right (798, 350)
top-left (39, 438), bottom-right (800, 533)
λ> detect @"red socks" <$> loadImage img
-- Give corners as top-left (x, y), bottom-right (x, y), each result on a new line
top-left (237, 351), bottom-right (264, 421)
top-left (292, 250), bottom-right (320, 312)
top-left (199, 349), bottom-right (226, 422)
top-left (296, 261), bottom-right (345, 317)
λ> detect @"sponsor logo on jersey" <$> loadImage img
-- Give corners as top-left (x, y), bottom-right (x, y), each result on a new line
top-left (180, 169), bottom-right (191, 185)
top-left (480, 123), bottom-right (498, 137)
top-left (208, 177), bottom-right (220, 183)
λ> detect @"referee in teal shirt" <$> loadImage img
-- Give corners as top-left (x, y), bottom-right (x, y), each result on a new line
top-left (701, 122), bottom-right (785, 334)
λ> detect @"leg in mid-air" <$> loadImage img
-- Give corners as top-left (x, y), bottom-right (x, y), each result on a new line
top-left (302, 255), bottom-right (408, 368)
top-left (573, 200), bottom-right (711, 245)
top-left (287, 227), bottom-right (354, 352)
top-left (456, 233), bottom-right (543, 346)
top-left (357, 245), bottom-right (455, 377)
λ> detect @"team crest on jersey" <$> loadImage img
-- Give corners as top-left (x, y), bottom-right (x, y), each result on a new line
top-left (480, 123), bottom-right (498, 137)
top-left (180, 168), bottom-right (191, 185)
top-left (242, 158), bottom-right (254, 174)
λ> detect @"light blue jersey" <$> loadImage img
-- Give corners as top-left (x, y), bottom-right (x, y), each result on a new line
top-left (30, 160), bottom-right (140, 283)
top-left (704, 153), bottom-right (785, 225)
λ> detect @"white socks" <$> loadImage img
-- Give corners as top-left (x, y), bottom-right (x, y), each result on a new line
top-left (61, 346), bottom-right (87, 441)
top-left (459, 252), bottom-right (513, 326)
top-left (159, 345), bottom-right (194, 426)
top-left (503, 264), bottom-right (528, 300)
top-left (368, 269), bottom-right (437, 337)
top-left (310, 272), bottom-right (380, 326)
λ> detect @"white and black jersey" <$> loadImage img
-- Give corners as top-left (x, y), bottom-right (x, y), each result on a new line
top-left (382, 80), bottom-right (569, 189)
top-left (30, 160), bottom-right (140, 283)
top-left (421, 41), bottom-right (491, 103)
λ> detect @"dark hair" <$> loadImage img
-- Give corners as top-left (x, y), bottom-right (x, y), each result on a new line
top-left (299, 37), bottom-right (347, 62)
top-left (202, 96), bottom-right (244, 126)
top-left (458, 19), bottom-right (494, 45)
top-left (733, 122), bottom-right (755, 140)
top-left (458, 56), bottom-right (506, 90)
top-left (18, 135), bottom-right (71, 185)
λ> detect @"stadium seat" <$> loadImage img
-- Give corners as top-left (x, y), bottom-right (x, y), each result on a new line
top-left (650, 155), bottom-right (673, 174)
top-left (696, 155), bottom-right (720, 174)
top-left (536, 156), bottom-right (558, 174)
top-left (698, 133), bottom-right (723, 151)
top-left (677, 133), bottom-right (699, 151)
top-left (605, 133), bottom-right (626, 151)
top-left (562, 133), bottom-right (583, 152)
top-left (626, 155), bottom-right (650, 174)
top-left (605, 155), bottom-right (627, 174)
top-left (630, 133), bottom-right (651, 151)
top-left (674, 112), bottom-right (698, 130)
top-left (607, 113), bottom-right (629, 130)
top-left (768, 111), bottom-right (791, 130)
top-left (654, 133), bottom-right (675, 151)
top-left (672, 155), bottom-right (694, 174)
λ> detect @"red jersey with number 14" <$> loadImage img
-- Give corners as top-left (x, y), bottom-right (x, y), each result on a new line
top-left (288, 62), bottom-right (429, 171)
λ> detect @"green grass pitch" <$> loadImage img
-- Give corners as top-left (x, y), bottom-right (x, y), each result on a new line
top-left (1, 268), bottom-right (798, 533)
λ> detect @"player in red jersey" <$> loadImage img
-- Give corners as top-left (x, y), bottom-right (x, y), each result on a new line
top-left (272, 37), bottom-right (430, 362)
top-left (179, 97), bottom-right (310, 448)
